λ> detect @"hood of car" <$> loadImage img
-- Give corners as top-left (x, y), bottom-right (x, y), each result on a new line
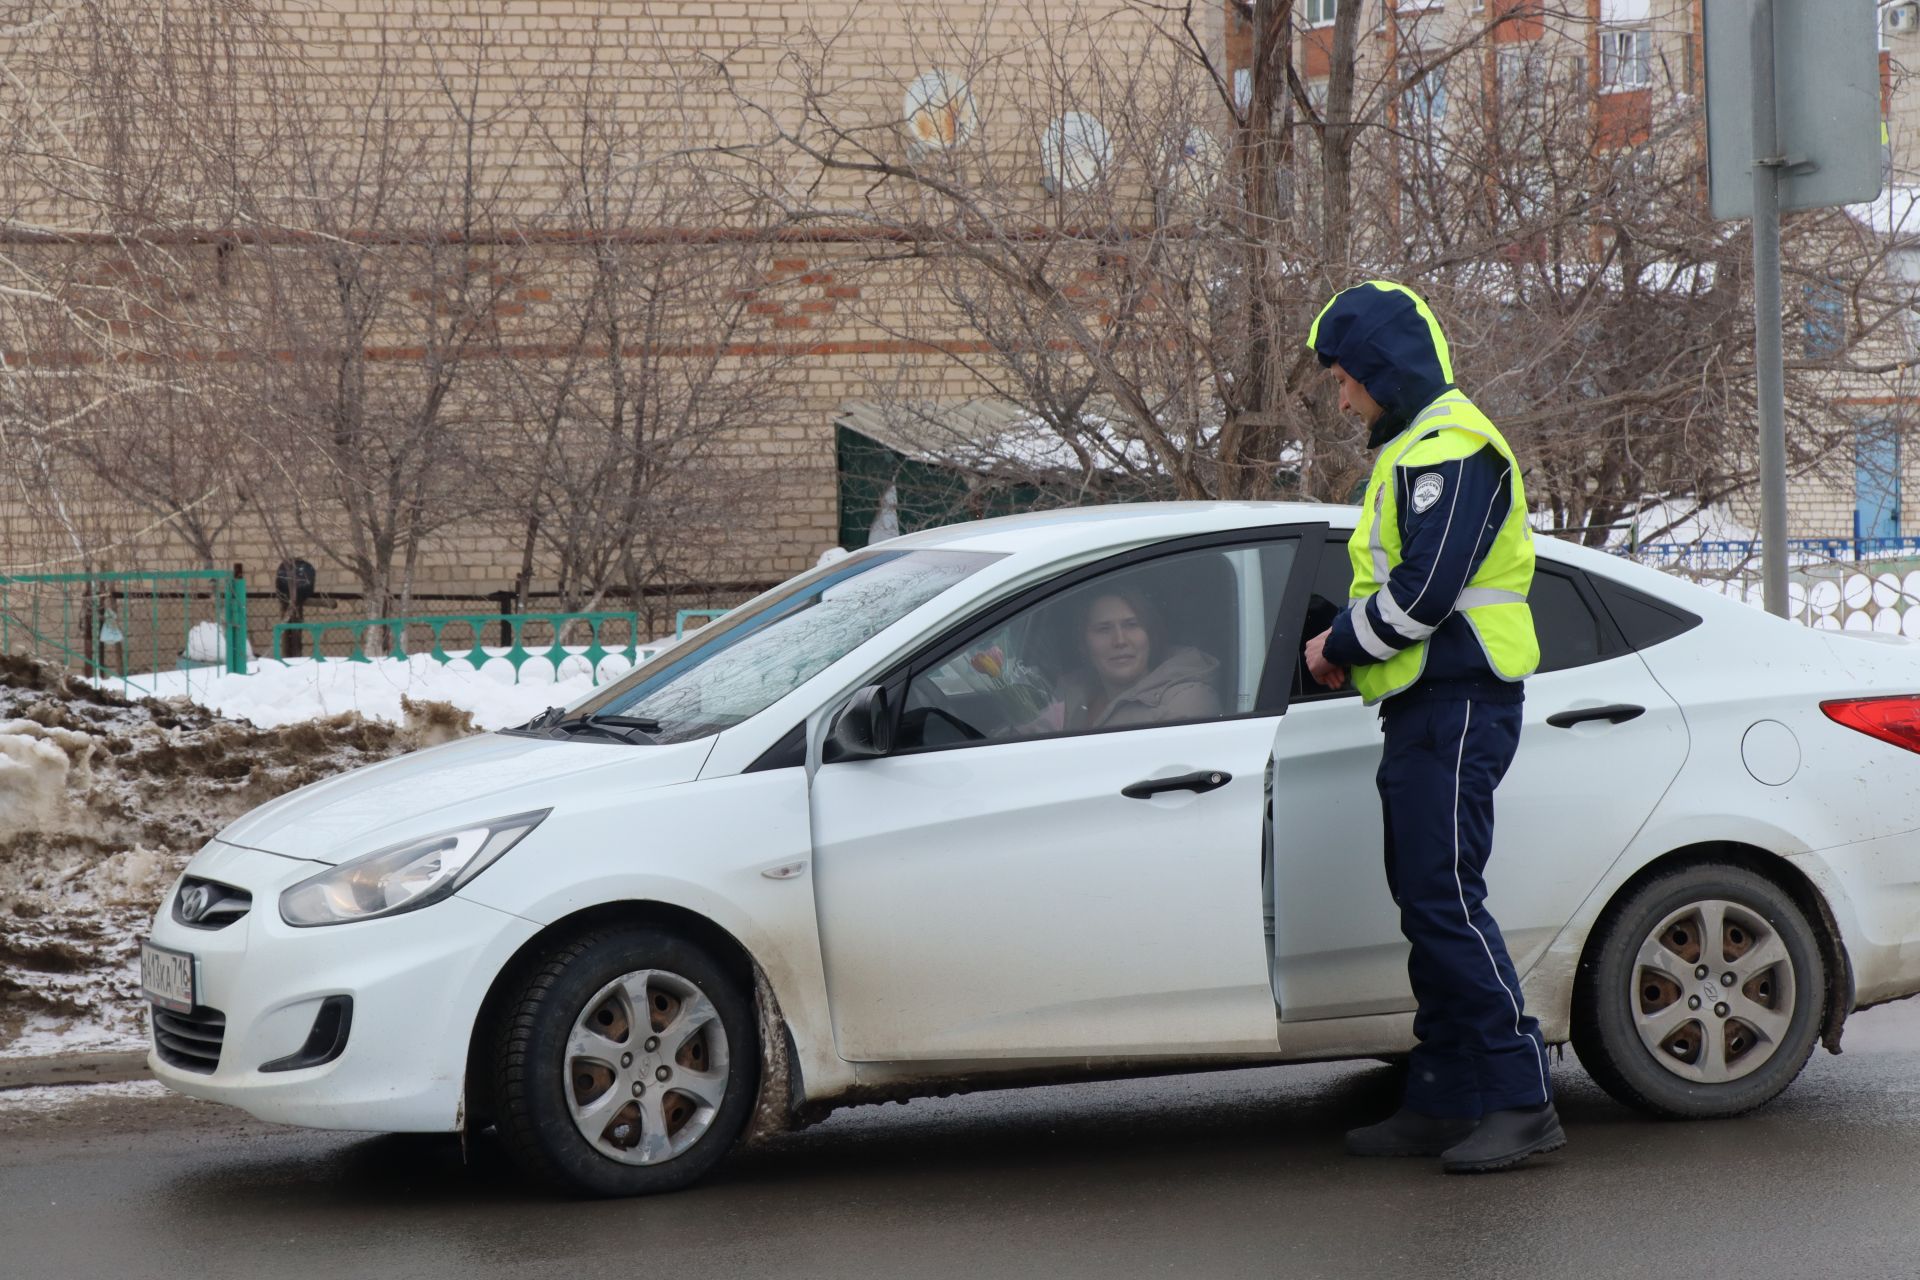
top-left (215, 731), bottom-right (715, 864)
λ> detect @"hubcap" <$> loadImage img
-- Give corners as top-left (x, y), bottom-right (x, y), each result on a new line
top-left (1630, 898), bottom-right (1795, 1084)
top-left (563, 968), bottom-right (729, 1166)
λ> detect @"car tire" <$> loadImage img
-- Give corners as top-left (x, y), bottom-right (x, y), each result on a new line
top-left (489, 925), bottom-right (758, 1197)
top-left (1572, 862), bottom-right (1825, 1120)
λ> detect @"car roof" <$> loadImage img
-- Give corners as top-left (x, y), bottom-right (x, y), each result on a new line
top-left (879, 500), bottom-right (1723, 618)
top-left (885, 502), bottom-right (1360, 556)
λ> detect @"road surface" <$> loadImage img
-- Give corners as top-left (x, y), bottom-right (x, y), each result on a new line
top-left (6, 1002), bottom-right (1920, 1279)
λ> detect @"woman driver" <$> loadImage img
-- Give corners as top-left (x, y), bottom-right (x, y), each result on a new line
top-left (1052, 589), bottom-right (1222, 731)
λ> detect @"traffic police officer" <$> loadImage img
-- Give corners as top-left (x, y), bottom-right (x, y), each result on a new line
top-left (1302, 281), bottom-right (1566, 1173)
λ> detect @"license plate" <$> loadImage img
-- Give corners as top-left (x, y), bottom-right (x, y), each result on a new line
top-left (140, 939), bottom-right (195, 1014)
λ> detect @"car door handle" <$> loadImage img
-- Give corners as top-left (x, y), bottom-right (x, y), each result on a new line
top-left (1121, 770), bottom-right (1232, 799)
top-left (1546, 703), bottom-right (1645, 729)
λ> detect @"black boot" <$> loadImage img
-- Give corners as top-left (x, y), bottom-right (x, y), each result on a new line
top-left (1345, 1107), bottom-right (1478, 1157)
top-left (1440, 1103), bottom-right (1566, 1173)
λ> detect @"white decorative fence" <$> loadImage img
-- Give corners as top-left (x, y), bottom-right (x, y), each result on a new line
top-left (1621, 542), bottom-right (1920, 636)
top-left (1683, 566), bottom-right (1920, 635)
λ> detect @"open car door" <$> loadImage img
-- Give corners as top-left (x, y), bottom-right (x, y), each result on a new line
top-left (1266, 545), bottom-right (1689, 1022)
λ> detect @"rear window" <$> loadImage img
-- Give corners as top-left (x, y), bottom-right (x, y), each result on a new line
top-left (1293, 541), bottom-right (1633, 687)
top-left (1530, 569), bottom-right (1616, 674)
top-left (1591, 574), bottom-right (1702, 651)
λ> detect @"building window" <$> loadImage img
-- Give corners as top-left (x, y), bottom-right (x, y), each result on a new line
top-left (1601, 28), bottom-right (1652, 91)
top-left (1305, 0), bottom-right (1338, 26)
top-left (1600, 0), bottom-right (1650, 21)
top-left (1856, 421), bottom-right (1902, 545)
top-left (1496, 46), bottom-right (1547, 114)
top-left (1803, 282), bottom-right (1846, 359)
top-left (1378, 0), bottom-right (1444, 30)
top-left (1401, 65), bottom-right (1448, 126)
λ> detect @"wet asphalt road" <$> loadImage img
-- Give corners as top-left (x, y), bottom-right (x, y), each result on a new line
top-left (8, 1003), bottom-right (1920, 1280)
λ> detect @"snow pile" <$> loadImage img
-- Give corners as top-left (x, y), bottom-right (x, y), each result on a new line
top-left (183, 620), bottom-right (254, 665)
top-left (0, 654), bottom-right (425, 1056)
top-left (1593, 499), bottom-right (1758, 549)
top-left (0, 718), bottom-right (99, 843)
top-left (97, 646), bottom-right (665, 733)
top-left (0, 1078), bottom-right (171, 1113)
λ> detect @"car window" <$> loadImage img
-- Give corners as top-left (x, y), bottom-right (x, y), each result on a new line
top-left (569, 548), bottom-right (999, 744)
top-left (1590, 574), bottom-right (1702, 650)
top-left (1531, 568), bottom-right (1620, 674)
top-left (897, 538), bottom-right (1300, 750)
top-left (1294, 539), bottom-right (1623, 685)
top-left (1294, 538), bottom-right (1360, 703)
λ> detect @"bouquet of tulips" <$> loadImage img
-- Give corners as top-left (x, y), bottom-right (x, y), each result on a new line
top-left (967, 644), bottom-right (1060, 731)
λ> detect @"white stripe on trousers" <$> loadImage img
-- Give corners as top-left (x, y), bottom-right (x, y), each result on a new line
top-left (1450, 701), bottom-right (1550, 1104)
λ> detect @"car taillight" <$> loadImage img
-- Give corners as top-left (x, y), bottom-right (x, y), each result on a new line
top-left (1822, 696), bottom-right (1920, 754)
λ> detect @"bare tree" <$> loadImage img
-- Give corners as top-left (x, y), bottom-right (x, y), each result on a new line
top-left (479, 41), bottom-right (792, 624)
top-left (724, 0), bottom-right (1920, 537)
top-left (0, 1), bottom-right (281, 571)
top-left (238, 14), bottom-right (537, 637)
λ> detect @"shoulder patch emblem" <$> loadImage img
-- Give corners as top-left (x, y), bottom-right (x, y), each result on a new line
top-left (1411, 471), bottom-right (1446, 514)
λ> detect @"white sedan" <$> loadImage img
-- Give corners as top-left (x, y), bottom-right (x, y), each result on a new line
top-left (142, 503), bottom-right (1920, 1195)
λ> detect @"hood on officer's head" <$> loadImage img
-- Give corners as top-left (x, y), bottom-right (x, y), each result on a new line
top-left (1307, 281), bottom-right (1455, 446)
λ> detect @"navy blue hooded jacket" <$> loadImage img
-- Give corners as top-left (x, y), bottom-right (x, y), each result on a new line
top-left (1309, 283), bottom-right (1520, 704)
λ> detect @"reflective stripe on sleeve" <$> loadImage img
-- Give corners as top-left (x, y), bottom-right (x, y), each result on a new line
top-left (1375, 584), bottom-right (1437, 642)
top-left (1367, 483), bottom-right (1394, 585)
top-left (1348, 599), bottom-right (1399, 661)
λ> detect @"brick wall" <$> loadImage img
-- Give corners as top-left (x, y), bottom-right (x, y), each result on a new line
top-left (0, 0), bottom-right (1186, 597)
top-left (6, 0), bottom-right (1911, 587)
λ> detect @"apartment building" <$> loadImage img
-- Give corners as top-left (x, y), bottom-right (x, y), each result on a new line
top-left (0, 0), bottom-right (1912, 625)
top-left (1274, 1), bottom-right (1918, 547)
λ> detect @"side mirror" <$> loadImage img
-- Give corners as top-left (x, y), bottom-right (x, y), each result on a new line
top-left (824, 685), bottom-right (893, 762)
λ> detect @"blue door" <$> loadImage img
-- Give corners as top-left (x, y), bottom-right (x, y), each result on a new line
top-left (1855, 423), bottom-right (1901, 551)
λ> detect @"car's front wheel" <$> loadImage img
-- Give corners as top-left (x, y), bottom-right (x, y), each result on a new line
top-left (489, 925), bottom-right (758, 1196)
top-left (1572, 863), bottom-right (1825, 1120)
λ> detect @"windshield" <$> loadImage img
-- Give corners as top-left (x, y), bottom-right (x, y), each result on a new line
top-left (559, 549), bottom-right (1000, 744)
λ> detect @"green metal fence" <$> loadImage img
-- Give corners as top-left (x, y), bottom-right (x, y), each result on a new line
top-left (271, 609), bottom-right (653, 685)
top-left (0, 569), bottom-right (249, 694)
top-left (674, 608), bottom-right (730, 636)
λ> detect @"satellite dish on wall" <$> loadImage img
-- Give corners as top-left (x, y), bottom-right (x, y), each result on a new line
top-left (1041, 112), bottom-right (1112, 193)
top-left (903, 70), bottom-right (978, 154)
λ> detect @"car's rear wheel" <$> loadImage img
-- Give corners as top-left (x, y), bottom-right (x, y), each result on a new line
top-left (489, 926), bottom-right (757, 1196)
top-left (1572, 863), bottom-right (1825, 1119)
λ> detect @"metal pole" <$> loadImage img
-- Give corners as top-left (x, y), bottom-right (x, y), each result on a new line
top-left (1750, 0), bottom-right (1789, 617)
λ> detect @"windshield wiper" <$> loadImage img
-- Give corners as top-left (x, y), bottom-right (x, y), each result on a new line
top-left (551, 720), bottom-right (638, 744)
top-left (553, 712), bottom-right (661, 745)
top-left (584, 713), bottom-right (660, 733)
top-left (521, 705), bottom-right (567, 732)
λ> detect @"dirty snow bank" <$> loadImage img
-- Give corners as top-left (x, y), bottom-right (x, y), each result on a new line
top-left (0, 654), bottom-right (451, 1056)
top-left (0, 1078), bottom-right (171, 1113)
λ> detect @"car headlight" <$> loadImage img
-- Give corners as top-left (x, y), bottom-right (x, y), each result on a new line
top-left (279, 811), bottom-right (549, 928)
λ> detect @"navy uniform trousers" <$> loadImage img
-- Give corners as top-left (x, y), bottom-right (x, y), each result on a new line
top-left (1378, 695), bottom-right (1551, 1119)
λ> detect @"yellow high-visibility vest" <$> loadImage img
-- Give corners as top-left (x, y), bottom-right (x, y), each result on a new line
top-left (1348, 390), bottom-right (1540, 704)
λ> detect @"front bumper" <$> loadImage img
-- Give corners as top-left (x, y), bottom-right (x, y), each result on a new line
top-left (145, 841), bottom-right (540, 1132)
